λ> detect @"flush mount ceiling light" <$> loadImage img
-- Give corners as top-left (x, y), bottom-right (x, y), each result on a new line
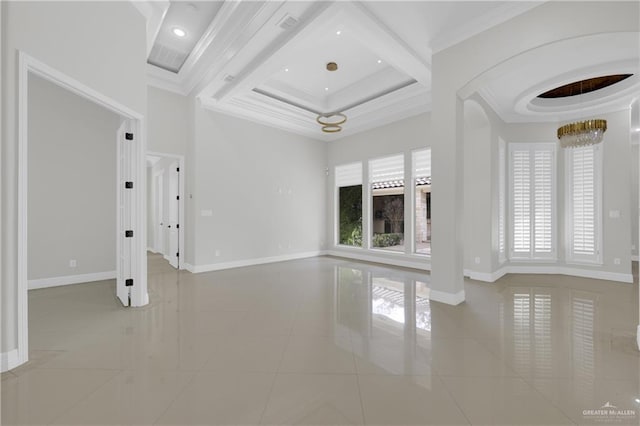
top-left (317, 62), bottom-right (347, 133)
top-left (172, 27), bottom-right (186, 37)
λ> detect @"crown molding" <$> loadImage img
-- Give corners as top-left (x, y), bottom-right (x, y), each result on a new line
top-left (430, 1), bottom-right (545, 53)
top-left (147, 63), bottom-right (186, 95)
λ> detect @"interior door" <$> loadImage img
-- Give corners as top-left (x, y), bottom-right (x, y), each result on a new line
top-left (116, 121), bottom-right (134, 306)
top-left (154, 172), bottom-right (164, 254)
top-left (167, 162), bottom-right (180, 268)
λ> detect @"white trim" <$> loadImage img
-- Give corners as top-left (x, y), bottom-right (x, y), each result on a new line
top-left (429, 289), bottom-right (466, 306)
top-left (463, 268), bottom-right (509, 282)
top-left (17, 51), bottom-right (148, 370)
top-left (637, 325), bottom-right (640, 352)
top-left (183, 263), bottom-right (196, 273)
top-left (28, 271), bottom-right (117, 290)
top-left (163, 254), bottom-right (171, 262)
top-left (190, 251), bottom-right (327, 274)
top-left (328, 249), bottom-right (430, 271)
top-left (1, 349), bottom-right (20, 373)
top-left (479, 265), bottom-right (633, 283)
top-left (147, 247), bottom-right (158, 253)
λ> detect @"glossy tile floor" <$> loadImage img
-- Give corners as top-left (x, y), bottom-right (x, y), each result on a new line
top-left (2, 254), bottom-right (639, 425)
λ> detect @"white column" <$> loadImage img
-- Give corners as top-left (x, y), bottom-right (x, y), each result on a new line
top-left (429, 57), bottom-right (465, 305)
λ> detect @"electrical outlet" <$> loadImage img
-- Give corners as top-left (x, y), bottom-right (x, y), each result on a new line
top-left (614, 258), bottom-right (621, 265)
top-left (214, 249), bottom-right (221, 257)
top-left (474, 257), bottom-right (480, 265)
top-left (69, 259), bottom-right (77, 268)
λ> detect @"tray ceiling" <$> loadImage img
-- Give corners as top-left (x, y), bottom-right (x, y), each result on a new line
top-left (143, 1), bottom-right (624, 140)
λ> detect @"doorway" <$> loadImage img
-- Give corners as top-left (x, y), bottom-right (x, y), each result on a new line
top-left (146, 152), bottom-right (185, 270)
top-left (15, 52), bottom-right (148, 369)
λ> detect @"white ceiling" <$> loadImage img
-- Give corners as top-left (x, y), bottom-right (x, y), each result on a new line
top-left (140, 1), bottom-right (638, 141)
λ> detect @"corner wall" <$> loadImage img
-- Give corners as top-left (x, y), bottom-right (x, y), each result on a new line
top-left (187, 106), bottom-right (327, 271)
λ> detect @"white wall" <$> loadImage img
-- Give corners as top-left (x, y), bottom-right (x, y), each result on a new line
top-left (463, 99), bottom-right (493, 275)
top-left (631, 142), bottom-right (639, 260)
top-left (27, 75), bottom-right (119, 281)
top-left (326, 113), bottom-right (431, 270)
top-left (188, 106), bottom-right (327, 270)
top-left (1, 1), bottom-right (146, 360)
top-left (147, 87), bottom-right (188, 156)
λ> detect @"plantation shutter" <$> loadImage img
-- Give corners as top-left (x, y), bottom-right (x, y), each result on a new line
top-left (509, 143), bottom-right (555, 260)
top-left (413, 149), bottom-right (431, 179)
top-left (335, 162), bottom-right (362, 187)
top-left (498, 140), bottom-right (506, 261)
top-left (567, 145), bottom-right (600, 263)
top-left (370, 154), bottom-right (404, 184)
top-left (533, 149), bottom-right (553, 255)
top-left (511, 148), bottom-right (531, 255)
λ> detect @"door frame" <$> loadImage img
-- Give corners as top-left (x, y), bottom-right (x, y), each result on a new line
top-left (147, 151), bottom-right (185, 270)
top-left (17, 52), bottom-right (148, 368)
top-left (152, 169), bottom-right (165, 254)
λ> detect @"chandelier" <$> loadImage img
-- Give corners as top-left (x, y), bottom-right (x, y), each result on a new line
top-left (317, 61), bottom-right (346, 133)
top-left (557, 119), bottom-right (607, 148)
top-left (317, 113), bottom-right (347, 133)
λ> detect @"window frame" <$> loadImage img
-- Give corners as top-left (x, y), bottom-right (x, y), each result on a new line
top-left (508, 142), bottom-right (557, 261)
top-left (565, 144), bottom-right (603, 265)
top-left (334, 162), bottom-right (363, 248)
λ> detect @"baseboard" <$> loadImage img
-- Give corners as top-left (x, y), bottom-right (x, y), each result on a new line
top-left (190, 251), bottom-right (327, 273)
top-left (498, 265), bottom-right (633, 283)
top-left (327, 249), bottom-right (430, 271)
top-left (429, 289), bottom-right (465, 306)
top-left (28, 270), bottom-right (117, 290)
top-left (163, 254), bottom-right (171, 262)
top-left (147, 247), bottom-right (158, 254)
top-left (463, 268), bottom-right (508, 282)
top-left (1, 349), bottom-right (19, 373)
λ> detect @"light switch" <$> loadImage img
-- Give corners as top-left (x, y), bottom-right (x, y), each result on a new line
top-left (201, 209), bottom-right (213, 217)
top-left (609, 210), bottom-right (620, 219)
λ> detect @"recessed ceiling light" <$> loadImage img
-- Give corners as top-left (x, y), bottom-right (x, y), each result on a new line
top-left (377, 59), bottom-right (382, 64)
top-left (633, 127), bottom-right (640, 132)
top-left (635, 398), bottom-right (640, 404)
top-left (172, 27), bottom-right (186, 38)
top-left (325, 87), bottom-right (329, 91)
top-left (336, 30), bottom-right (341, 35)
top-left (285, 68), bottom-right (289, 72)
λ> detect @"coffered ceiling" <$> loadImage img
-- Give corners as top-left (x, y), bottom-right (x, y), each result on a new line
top-left (138, 1), bottom-right (638, 140)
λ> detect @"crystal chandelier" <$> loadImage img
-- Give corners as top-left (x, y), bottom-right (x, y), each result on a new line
top-left (557, 119), bottom-right (607, 148)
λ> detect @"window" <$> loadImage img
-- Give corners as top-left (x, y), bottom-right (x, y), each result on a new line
top-left (413, 149), bottom-right (431, 255)
top-left (509, 143), bottom-right (556, 260)
top-left (498, 139), bottom-right (506, 263)
top-left (370, 154), bottom-right (405, 252)
top-left (336, 162), bottom-right (362, 247)
top-left (566, 145), bottom-right (601, 264)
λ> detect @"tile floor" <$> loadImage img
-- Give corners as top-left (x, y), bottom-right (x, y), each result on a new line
top-left (1, 253), bottom-right (639, 425)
